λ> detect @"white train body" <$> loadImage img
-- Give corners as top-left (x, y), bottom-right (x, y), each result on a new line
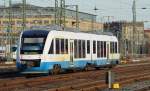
top-left (16, 29), bottom-right (120, 74)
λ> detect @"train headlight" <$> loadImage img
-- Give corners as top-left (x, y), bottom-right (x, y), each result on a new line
top-left (21, 61), bottom-right (26, 64)
top-left (106, 62), bottom-right (110, 64)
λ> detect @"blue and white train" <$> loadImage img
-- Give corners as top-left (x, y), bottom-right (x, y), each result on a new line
top-left (16, 27), bottom-right (120, 74)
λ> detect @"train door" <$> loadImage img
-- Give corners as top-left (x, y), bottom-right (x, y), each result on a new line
top-left (69, 40), bottom-right (74, 66)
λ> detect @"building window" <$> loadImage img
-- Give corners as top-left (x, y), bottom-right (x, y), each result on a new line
top-left (3, 21), bottom-right (9, 25)
top-left (51, 20), bottom-right (55, 24)
top-left (44, 20), bottom-right (49, 24)
top-left (72, 21), bottom-right (76, 26)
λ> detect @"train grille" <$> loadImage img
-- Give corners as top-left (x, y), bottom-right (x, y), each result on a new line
top-left (21, 59), bottom-right (41, 67)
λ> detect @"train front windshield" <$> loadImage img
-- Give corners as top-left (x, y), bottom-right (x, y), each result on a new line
top-left (21, 38), bottom-right (45, 54)
top-left (20, 30), bottom-right (49, 54)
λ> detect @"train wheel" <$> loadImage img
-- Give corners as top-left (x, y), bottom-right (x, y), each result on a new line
top-left (84, 63), bottom-right (91, 71)
top-left (51, 64), bottom-right (61, 75)
top-left (95, 66), bottom-right (100, 70)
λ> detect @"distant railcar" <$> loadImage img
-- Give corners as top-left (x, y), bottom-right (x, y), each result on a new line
top-left (16, 27), bottom-right (120, 74)
top-left (0, 45), bottom-right (17, 61)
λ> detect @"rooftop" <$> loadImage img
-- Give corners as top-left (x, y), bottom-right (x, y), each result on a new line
top-left (144, 30), bottom-right (150, 32)
top-left (0, 3), bottom-right (96, 22)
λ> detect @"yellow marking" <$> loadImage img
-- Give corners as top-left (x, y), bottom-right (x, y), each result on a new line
top-left (54, 36), bottom-right (64, 39)
top-left (43, 54), bottom-right (69, 61)
top-left (112, 83), bottom-right (120, 89)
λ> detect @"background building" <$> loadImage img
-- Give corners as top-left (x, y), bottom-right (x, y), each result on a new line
top-left (104, 21), bottom-right (145, 58)
top-left (0, 3), bottom-right (103, 60)
top-left (0, 3), bottom-right (103, 33)
top-left (144, 30), bottom-right (150, 55)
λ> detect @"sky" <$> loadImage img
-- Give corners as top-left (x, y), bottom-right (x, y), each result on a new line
top-left (1, 0), bottom-right (150, 29)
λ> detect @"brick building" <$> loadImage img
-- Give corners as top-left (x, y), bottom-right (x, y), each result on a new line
top-left (104, 21), bottom-right (145, 57)
top-left (144, 30), bottom-right (150, 55)
top-left (0, 4), bottom-right (103, 33)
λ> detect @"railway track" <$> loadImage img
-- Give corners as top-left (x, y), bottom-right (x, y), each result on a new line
top-left (0, 62), bottom-right (150, 91)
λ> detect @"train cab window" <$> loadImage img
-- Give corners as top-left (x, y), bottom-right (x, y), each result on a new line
top-left (49, 39), bottom-right (54, 54)
top-left (87, 40), bottom-right (90, 54)
top-left (93, 41), bottom-right (96, 54)
top-left (56, 38), bottom-right (60, 54)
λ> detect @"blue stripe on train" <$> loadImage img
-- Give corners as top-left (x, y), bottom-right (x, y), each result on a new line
top-left (21, 59), bottom-right (118, 73)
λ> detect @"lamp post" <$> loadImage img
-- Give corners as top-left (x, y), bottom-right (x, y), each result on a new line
top-left (65, 5), bottom-right (79, 30)
top-left (132, 0), bottom-right (147, 58)
top-left (6, 0), bottom-right (13, 62)
top-left (132, 0), bottom-right (136, 58)
top-left (2, 0), bottom-right (6, 58)
top-left (22, 0), bottom-right (26, 31)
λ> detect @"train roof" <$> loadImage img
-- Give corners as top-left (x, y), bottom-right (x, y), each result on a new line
top-left (23, 26), bottom-right (117, 42)
top-left (22, 30), bottom-right (49, 38)
top-left (29, 25), bottom-right (114, 36)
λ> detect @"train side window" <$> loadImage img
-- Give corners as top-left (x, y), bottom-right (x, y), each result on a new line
top-left (104, 42), bottom-right (106, 57)
top-left (65, 39), bottom-right (68, 54)
top-left (93, 41), bottom-right (96, 54)
top-left (110, 42), bottom-right (113, 53)
top-left (97, 41), bottom-right (100, 57)
top-left (115, 42), bottom-right (117, 53)
top-left (61, 39), bottom-right (64, 54)
top-left (81, 40), bottom-right (83, 58)
top-left (79, 40), bottom-right (82, 58)
top-left (82, 40), bottom-right (85, 58)
top-left (101, 41), bottom-right (104, 57)
top-left (49, 39), bottom-right (54, 54)
top-left (114, 42), bottom-right (115, 53)
top-left (74, 39), bottom-right (78, 58)
top-left (56, 38), bottom-right (60, 54)
top-left (113, 42), bottom-right (115, 53)
top-left (87, 40), bottom-right (90, 54)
